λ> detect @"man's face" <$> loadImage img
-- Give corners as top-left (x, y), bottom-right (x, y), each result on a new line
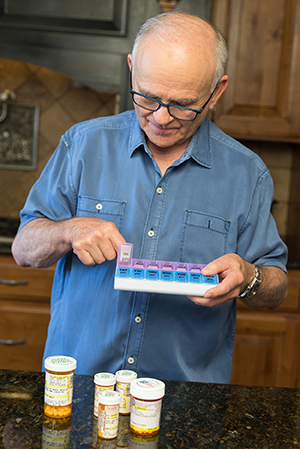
top-left (128, 39), bottom-right (219, 154)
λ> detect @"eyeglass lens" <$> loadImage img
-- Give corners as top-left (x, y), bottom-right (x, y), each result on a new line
top-left (132, 94), bottom-right (197, 120)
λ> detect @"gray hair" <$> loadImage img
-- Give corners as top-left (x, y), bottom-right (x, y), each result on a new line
top-left (131, 12), bottom-right (228, 90)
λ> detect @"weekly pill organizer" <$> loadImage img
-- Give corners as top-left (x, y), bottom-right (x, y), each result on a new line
top-left (114, 243), bottom-right (219, 296)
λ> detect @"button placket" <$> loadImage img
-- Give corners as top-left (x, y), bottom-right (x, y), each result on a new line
top-left (124, 292), bottom-right (149, 372)
top-left (141, 179), bottom-right (168, 258)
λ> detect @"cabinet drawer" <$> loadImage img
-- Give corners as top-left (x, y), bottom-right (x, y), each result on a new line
top-left (0, 255), bottom-right (55, 301)
top-left (0, 305), bottom-right (50, 371)
top-left (232, 311), bottom-right (300, 388)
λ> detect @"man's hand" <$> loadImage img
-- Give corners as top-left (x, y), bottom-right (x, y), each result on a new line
top-left (187, 254), bottom-right (288, 310)
top-left (187, 253), bottom-right (254, 307)
top-left (69, 217), bottom-right (126, 266)
top-left (12, 217), bottom-right (126, 268)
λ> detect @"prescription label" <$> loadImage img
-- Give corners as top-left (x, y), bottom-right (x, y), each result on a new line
top-left (44, 372), bottom-right (73, 407)
top-left (130, 397), bottom-right (162, 433)
top-left (117, 382), bottom-right (131, 414)
top-left (98, 405), bottom-right (119, 439)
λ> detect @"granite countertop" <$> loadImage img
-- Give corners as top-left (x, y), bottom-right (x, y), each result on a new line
top-left (0, 369), bottom-right (299, 448)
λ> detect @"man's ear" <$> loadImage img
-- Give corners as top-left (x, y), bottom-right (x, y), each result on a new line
top-left (127, 54), bottom-right (132, 72)
top-left (209, 75), bottom-right (228, 110)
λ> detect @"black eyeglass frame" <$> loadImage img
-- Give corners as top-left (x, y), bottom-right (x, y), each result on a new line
top-left (130, 83), bottom-right (218, 121)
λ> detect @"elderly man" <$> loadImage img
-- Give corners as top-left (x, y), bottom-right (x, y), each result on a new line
top-left (12, 12), bottom-right (288, 382)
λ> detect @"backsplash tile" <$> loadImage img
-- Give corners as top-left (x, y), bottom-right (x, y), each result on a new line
top-left (0, 58), bottom-right (118, 219)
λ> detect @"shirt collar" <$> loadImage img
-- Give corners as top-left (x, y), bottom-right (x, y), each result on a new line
top-left (128, 114), bottom-right (146, 156)
top-left (128, 113), bottom-right (212, 169)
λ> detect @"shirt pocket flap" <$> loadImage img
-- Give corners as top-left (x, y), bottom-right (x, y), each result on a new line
top-left (185, 210), bottom-right (230, 234)
top-left (180, 210), bottom-right (231, 263)
top-left (77, 196), bottom-right (126, 230)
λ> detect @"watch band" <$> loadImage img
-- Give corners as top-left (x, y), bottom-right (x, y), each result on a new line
top-left (238, 265), bottom-right (261, 299)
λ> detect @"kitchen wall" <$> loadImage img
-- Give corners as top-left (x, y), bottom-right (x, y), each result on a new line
top-left (0, 58), bottom-right (119, 219)
top-left (0, 58), bottom-right (294, 251)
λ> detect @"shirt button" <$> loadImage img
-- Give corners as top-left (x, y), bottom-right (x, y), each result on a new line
top-left (156, 187), bottom-right (163, 194)
top-left (135, 316), bottom-right (142, 323)
top-left (148, 230), bottom-right (155, 237)
top-left (128, 357), bottom-right (134, 364)
top-left (96, 203), bottom-right (102, 211)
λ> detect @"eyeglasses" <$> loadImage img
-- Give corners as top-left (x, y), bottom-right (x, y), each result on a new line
top-left (130, 85), bottom-right (218, 121)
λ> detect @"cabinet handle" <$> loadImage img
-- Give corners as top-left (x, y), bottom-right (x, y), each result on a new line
top-left (0, 278), bottom-right (28, 286)
top-left (0, 338), bottom-right (26, 345)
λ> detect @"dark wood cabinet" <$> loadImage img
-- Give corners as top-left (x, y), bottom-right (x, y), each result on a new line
top-left (0, 255), bottom-right (54, 371)
top-left (212, 0), bottom-right (300, 142)
top-left (231, 270), bottom-right (300, 388)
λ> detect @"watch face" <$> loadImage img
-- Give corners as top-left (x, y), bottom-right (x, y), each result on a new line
top-left (245, 285), bottom-right (257, 298)
top-left (239, 266), bottom-right (261, 298)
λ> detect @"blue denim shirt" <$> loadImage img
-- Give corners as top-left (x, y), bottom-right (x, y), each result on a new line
top-left (19, 111), bottom-right (287, 382)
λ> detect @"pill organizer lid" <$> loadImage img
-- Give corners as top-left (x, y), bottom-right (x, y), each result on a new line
top-left (98, 390), bottom-right (121, 405)
top-left (94, 372), bottom-right (116, 385)
top-left (44, 355), bottom-right (77, 372)
top-left (115, 370), bottom-right (137, 383)
top-left (130, 378), bottom-right (165, 400)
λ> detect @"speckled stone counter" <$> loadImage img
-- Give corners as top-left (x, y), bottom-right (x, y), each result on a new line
top-left (0, 369), bottom-right (300, 448)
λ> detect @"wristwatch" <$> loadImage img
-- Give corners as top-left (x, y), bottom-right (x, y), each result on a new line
top-left (238, 265), bottom-right (261, 299)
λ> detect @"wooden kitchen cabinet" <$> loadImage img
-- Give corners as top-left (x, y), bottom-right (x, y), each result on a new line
top-left (231, 270), bottom-right (300, 387)
top-left (212, 0), bottom-right (300, 142)
top-left (0, 255), bottom-right (54, 371)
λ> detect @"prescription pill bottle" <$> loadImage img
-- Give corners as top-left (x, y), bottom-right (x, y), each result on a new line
top-left (115, 370), bottom-right (137, 415)
top-left (44, 355), bottom-right (77, 418)
top-left (130, 378), bottom-right (165, 436)
top-left (98, 390), bottom-right (121, 440)
top-left (94, 372), bottom-right (116, 417)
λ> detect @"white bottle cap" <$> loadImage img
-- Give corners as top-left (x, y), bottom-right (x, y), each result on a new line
top-left (94, 372), bottom-right (116, 386)
top-left (98, 390), bottom-right (121, 405)
top-left (44, 355), bottom-right (77, 372)
top-left (130, 378), bottom-right (165, 400)
top-left (115, 370), bottom-right (137, 383)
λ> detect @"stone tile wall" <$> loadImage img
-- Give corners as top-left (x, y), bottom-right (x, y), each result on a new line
top-left (0, 59), bottom-right (118, 219)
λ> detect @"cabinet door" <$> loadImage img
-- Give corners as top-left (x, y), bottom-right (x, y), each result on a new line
top-left (0, 302), bottom-right (50, 371)
top-left (231, 311), bottom-right (300, 387)
top-left (212, 0), bottom-right (300, 142)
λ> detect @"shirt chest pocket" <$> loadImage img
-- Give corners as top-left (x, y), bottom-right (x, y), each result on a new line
top-left (180, 210), bottom-right (231, 264)
top-left (77, 196), bottom-right (126, 231)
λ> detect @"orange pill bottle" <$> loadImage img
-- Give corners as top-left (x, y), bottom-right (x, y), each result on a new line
top-left (115, 369), bottom-right (137, 415)
top-left (44, 355), bottom-right (77, 418)
top-left (93, 372), bottom-right (116, 417)
top-left (98, 390), bottom-right (121, 440)
top-left (130, 378), bottom-right (165, 436)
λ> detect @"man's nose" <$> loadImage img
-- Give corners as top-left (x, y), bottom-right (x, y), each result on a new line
top-left (152, 105), bottom-right (174, 124)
